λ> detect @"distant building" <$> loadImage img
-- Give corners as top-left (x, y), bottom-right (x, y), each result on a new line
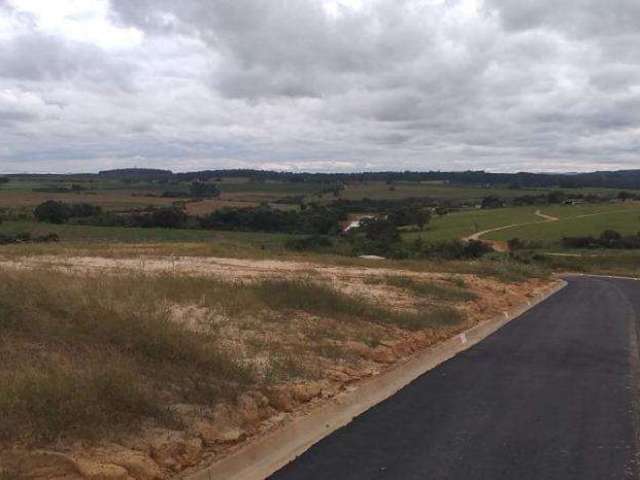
top-left (342, 215), bottom-right (375, 233)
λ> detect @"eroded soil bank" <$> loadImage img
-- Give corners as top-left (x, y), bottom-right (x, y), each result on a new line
top-left (0, 255), bottom-right (558, 480)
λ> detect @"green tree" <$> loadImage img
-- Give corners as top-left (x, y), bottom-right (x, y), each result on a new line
top-left (34, 201), bottom-right (71, 224)
top-left (189, 182), bottom-right (220, 199)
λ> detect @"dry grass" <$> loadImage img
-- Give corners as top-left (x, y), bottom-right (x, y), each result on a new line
top-left (0, 268), bottom-right (466, 446)
top-left (0, 251), bottom-right (559, 480)
top-left (2, 261), bottom-right (523, 454)
top-left (0, 269), bottom-right (252, 445)
top-left (367, 275), bottom-right (478, 302)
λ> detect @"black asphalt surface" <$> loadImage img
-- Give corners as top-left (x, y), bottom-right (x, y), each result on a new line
top-left (271, 276), bottom-right (640, 480)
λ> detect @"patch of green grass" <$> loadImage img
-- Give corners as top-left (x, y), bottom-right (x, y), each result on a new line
top-left (265, 353), bottom-right (313, 382)
top-left (254, 279), bottom-right (464, 331)
top-left (382, 275), bottom-right (477, 302)
top-left (538, 251), bottom-right (640, 277)
top-left (0, 359), bottom-right (159, 444)
top-left (0, 272), bottom-right (249, 379)
top-left (147, 274), bottom-right (467, 331)
top-left (0, 220), bottom-right (295, 247)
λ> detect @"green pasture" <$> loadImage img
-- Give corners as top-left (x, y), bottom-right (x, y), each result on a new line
top-left (0, 220), bottom-right (294, 247)
top-left (403, 206), bottom-right (541, 243)
top-left (486, 207), bottom-right (640, 243)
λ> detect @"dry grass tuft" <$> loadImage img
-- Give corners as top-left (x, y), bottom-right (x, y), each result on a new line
top-left (366, 275), bottom-right (477, 302)
top-left (0, 269), bottom-right (252, 445)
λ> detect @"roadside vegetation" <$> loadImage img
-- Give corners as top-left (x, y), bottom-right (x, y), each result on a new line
top-left (0, 268), bottom-right (475, 447)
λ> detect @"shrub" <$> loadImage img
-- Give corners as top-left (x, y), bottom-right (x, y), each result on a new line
top-left (420, 240), bottom-right (493, 260)
top-left (147, 206), bottom-right (188, 228)
top-left (0, 232), bottom-right (59, 245)
top-left (33, 201), bottom-right (69, 224)
top-left (285, 235), bottom-right (333, 251)
top-left (190, 181), bottom-right (220, 199)
top-left (562, 230), bottom-right (640, 250)
top-left (0, 361), bottom-right (158, 443)
top-left (33, 201), bottom-right (101, 224)
top-left (507, 238), bottom-right (542, 251)
top-left (200, 205), bottom-right (342, 234)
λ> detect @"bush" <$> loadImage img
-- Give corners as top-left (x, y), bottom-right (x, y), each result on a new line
top-left (200, 205), bottom-right (342, 234)
top-left (421, 240), bottom-right (494, 260)
top-left (33, 201), bottom-right (70, 224)
top-left (33, 201), bottom-right (101, 224)
top-left (190, 181), bottom-right (220, 199)
top-left (147, 207), bottom-right (188, 228)
top-left (0, 232), bottom-right (59, 245)
top-left (507, 238), bottom-right (543, 251)
top-left (285, 235), bottom-right (333, 251)
top-left (562, 230), bottom-right (640, 249)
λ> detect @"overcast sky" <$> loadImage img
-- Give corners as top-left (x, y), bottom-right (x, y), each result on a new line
top-left (1, 0), bottom-right (639, 174)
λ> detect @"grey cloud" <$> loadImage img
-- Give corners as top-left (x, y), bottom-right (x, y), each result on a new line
top-left (1, 0), bottom-right (640, 173)
top-left (111, 0), bottom-right (432, 99)
top-left (485, 0), bottom-right (640, 37)
top-left (0, 32), bottom-right (136, 90)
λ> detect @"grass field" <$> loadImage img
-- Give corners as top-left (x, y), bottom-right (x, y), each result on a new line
top-left (0, 221), bottom-right (291, 257)
top-left (486, 205), bottom-right (640, 243)
top-left (403, 206), bottom-right (541, 242)
top-left (401, 203), bottom-right (640, 245)
top-left (0, 191), bottom-right (177, 210)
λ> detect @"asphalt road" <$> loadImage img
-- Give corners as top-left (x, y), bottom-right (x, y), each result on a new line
top-left (271, 276), bottom-right (640, 480)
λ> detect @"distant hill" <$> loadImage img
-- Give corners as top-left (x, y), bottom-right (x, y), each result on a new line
top-left (98, 168), bottom-right (173, 178)
top-left (172, 168), bottom-right (640, 190)
top-left (12, 167), bottom-right (640, 190)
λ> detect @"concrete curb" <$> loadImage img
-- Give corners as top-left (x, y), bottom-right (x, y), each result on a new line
top-left (565, 273), bottom-right (639, 281)
top-left (183, 280), bottom-right (568, 480)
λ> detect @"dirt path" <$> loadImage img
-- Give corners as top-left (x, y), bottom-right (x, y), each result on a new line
top-left (534, 209), bottom-right (559, 222)
top-left (0, 254), bottom-right (455, 284)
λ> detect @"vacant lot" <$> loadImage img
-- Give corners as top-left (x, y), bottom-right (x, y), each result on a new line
top-left (0, 252), bottom-right (555, 479)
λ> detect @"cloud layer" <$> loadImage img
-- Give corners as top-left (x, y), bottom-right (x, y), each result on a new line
top-left (1, 0), bottom-right (639, 173)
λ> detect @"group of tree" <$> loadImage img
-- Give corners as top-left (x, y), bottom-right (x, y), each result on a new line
top-left (484, 189), bottom-right (636, 209)
top-left (33, 201), bottom-right (102, 224)
top-left (199, 205), bottom-right (345, 234)
top-left (32, 201), bottom-right (346, 235)
top-left (387, 207), bottom-right (432, 229)
top-left (96, 167), bottom-right (640, 190)
top-left (562, 230), bottom-right (640, 249)
top-left (0, 232), bottom-right (59, 245)
top-left (342, 216), bottom-right (491, 259)
top-left (162, 181), bottom-right (221, 199)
